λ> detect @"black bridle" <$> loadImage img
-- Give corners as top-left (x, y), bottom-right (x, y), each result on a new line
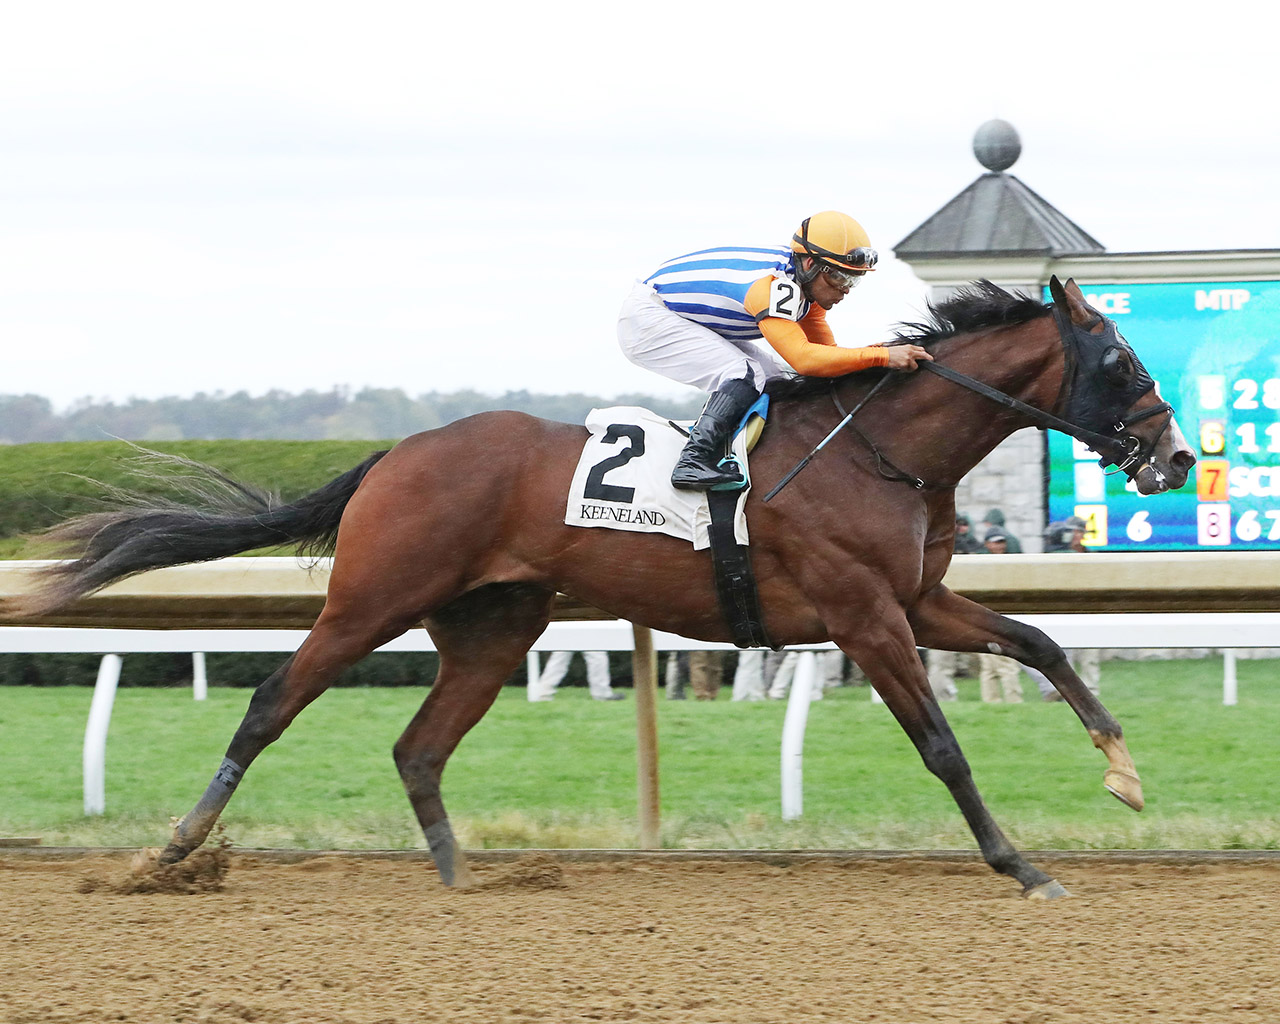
top-left (918, 304), bottom-right (1174, 478)
top-left (763, 303), bottom-right (1175, 501)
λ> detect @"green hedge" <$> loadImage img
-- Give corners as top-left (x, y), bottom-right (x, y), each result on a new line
top-left (0, 439), bottom-right (393, 552)
top-left (0, 651), bottom-right (443, 688)
top-left (0, 651), bottom-right (646, 688)
top-left (0, 441), bottom-right (646, 689)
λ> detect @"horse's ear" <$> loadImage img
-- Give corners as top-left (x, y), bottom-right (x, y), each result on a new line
top-left (1048, 275), bottom-right (1067, 306)
top-left (1053, 276), bottom-right (1096, 327)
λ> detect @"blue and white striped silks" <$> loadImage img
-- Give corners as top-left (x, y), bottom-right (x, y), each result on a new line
top-left (643, 246), bottom-right (808, 341)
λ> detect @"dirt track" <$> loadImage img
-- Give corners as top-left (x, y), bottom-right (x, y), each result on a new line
top-left (2, 851), bottom-right (1277, 1024)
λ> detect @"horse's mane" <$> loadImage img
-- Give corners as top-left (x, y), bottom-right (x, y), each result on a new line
top-left (764, 280), bottom-right (1051, 402)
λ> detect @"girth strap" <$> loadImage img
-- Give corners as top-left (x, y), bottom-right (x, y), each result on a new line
top-left (706, 488), bottom-right (777, 649)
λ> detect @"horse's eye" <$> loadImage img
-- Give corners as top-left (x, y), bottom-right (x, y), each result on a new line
top-left (1100, 347), bottom-right (1133, 388)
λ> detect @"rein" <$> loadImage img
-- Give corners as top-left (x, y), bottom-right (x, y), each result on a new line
top-left (918, 359), bottom-right (1149, 466)
top-left (764, 304), bottom-right (1174, 499)
top-left (829, 384), bottom-right (931, 490)
top-left (917, 359), bottom-right (1174, 481)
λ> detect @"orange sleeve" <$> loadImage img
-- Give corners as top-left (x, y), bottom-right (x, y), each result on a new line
top-left (798, 303), bottom-right (836, 346)
top-left (744, 277), bottom-right (890, 377)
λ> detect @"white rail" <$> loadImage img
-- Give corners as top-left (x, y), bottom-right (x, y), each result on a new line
top-left (4, 613), bottom-right (1273, 818)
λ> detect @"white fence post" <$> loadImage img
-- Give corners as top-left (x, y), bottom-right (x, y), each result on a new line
top-left (83, 654), bottom-right (123, 816)
top-left (1, 614), bottom-right (1271, 824)
top-left (526, 651), bottom-right (541, 701)
top-left (192, 651), bottom-right (208, 701)
top-left (780, 651), bottom-right (817, 821)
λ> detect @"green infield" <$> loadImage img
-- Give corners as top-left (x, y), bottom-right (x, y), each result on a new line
top-left (1, 656), bottom-right (1277, 851)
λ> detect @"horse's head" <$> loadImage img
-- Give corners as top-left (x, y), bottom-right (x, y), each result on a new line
top-left (1049, 276), bottom-right (1195, 495)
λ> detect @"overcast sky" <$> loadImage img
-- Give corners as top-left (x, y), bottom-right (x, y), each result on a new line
top-left (3, 1), bottom-right (1276, 411)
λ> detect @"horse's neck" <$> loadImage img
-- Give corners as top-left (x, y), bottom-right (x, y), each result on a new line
top-left (835, 318), bottom-right (1064, 489)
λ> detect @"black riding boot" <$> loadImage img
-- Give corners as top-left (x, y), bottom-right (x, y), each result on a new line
top-left (671, 376), bottom-right (760, 491)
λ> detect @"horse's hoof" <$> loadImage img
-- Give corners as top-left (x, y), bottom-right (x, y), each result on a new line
top-left (157, 842), bottom-right (190, 866)
top-left (1024, 879), bottom-right (1070, 900)
top-left (1105, 769), bottom-right (1145, 811)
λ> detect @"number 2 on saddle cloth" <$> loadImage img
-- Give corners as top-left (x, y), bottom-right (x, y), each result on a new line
top-left (565, 397), bottom-right (775, 649)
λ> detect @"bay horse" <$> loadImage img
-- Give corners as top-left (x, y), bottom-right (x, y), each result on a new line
top-left (10, 277), bottom-right (1194, 898)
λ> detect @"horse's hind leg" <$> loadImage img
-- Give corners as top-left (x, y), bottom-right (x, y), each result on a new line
top-left (831, 613), bottom-right (1067, 899)
top-left (909, 584), bottom-right (1143, 811)
top-left (159, 600), bottom-right (423, 864)
top-left (394, 583), bottom-right (556, 887)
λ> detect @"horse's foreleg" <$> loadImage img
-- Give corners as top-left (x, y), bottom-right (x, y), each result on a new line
top-left (832, 616), bottom-right (1067, 899)
top-left (394, 584), bottom-right (557, 888)
top-left (909, 585), bottom-right (1142, 811)
top-left (159, 605), bottom-right (417, 864)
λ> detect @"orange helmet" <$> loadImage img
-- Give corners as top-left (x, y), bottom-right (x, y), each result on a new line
top-left (791, 211), bottom-right (878, 286)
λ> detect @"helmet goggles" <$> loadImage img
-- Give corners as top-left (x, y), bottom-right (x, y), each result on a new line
top-left (820, 264), bottom-right (866, 293)
top-left (793, 231), bottom-right (878, 286)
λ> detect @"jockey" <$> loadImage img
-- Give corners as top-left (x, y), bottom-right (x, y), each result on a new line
top-left (619, 210), bottom-right (933, 490)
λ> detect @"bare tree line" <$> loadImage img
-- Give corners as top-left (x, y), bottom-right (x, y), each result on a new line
top-left (0, 387), bottom-right (705, 444)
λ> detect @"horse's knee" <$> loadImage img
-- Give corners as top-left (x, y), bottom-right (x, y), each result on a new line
top-left (393, 741), bottom-right (445, 800)
top-left (998, 623), bottom-right (1060, 667)
top-left (918, 733), bottom-right (970, 786)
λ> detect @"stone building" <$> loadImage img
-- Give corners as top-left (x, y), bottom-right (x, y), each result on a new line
top-left (894, 119), bottom-right (1280, 553)
top-left (894, 125), bottom-right (1280, 661)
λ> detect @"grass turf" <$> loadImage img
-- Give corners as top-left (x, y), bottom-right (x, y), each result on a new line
top-left (1, 657), bottom-right (1278, 851)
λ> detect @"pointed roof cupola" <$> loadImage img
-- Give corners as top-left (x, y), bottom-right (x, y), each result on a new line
top-left (895, 120), bottom-right (1105, 259)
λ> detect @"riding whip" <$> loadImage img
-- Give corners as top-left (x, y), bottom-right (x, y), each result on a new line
top-left (762, 374), bottom-right (896, 502)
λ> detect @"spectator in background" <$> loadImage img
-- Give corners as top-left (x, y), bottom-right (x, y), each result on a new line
top-left (952, 512), bottom-right (983, 554)
top-left (665, 652), bottom-right (688, 699)
top-left (767, 650), bottom-right (846, 700)
top-left (732, 650), bottom-right (767, 700)
top-left (1034, 516), bottom-right (1100, 699)
top-left (531, 651), bottom-right (624, 701)
top-left (732, 650), bottom-right (847, 700)
top-left (733, 650), bottom-right (800, 700)
top-left (976, 528), bottom-right (1023, 703)
top-left (1042, 516), bottom-right (1086, 553)
top-left (689, 651), bottom-right (724, 700)
top-left (665, 652), bottom-right (726, 701)
top-left (765, 650), bottom-right (800, 700)
top-left (982, 508), bottom-right (1023, 553)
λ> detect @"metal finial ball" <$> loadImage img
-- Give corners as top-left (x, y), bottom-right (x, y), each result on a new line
top-left (973, 119), bottom-right (1021, 172)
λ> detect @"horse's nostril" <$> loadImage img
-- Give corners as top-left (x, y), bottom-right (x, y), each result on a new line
top-left (1171, 450), bottom-right (1197, 473)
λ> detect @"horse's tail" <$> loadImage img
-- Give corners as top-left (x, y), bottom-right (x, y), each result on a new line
top-left (7, 447), bottom-right (390, 617)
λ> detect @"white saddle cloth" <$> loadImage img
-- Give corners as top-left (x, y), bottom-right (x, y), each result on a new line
top-left (564, 407), bottom-right (750, 551)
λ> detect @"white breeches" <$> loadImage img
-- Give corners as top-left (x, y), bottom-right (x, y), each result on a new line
top-left (617, 281), bottom-right (792, 392)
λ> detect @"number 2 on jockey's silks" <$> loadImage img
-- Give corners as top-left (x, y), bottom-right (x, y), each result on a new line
top-left (767, 277), bottom-right (805, 321)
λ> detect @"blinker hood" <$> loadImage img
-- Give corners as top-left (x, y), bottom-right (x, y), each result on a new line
top-left (1049, 277), bottom-right (1163, 471)
top-left (1056, 305), bottom-right (1156, 435)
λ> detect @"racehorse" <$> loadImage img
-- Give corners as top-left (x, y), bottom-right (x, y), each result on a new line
top-left (9, 277), bottom-right (1194, 898)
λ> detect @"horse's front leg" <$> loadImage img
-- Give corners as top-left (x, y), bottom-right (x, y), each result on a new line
top-left (830, 612), bottom-right (1067, 899)
top-left (908, 584), bottom-right (1142, 812)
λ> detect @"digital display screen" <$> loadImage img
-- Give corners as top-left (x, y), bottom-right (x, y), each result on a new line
top-left (1044, 279), bottom-right (1280, 550)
